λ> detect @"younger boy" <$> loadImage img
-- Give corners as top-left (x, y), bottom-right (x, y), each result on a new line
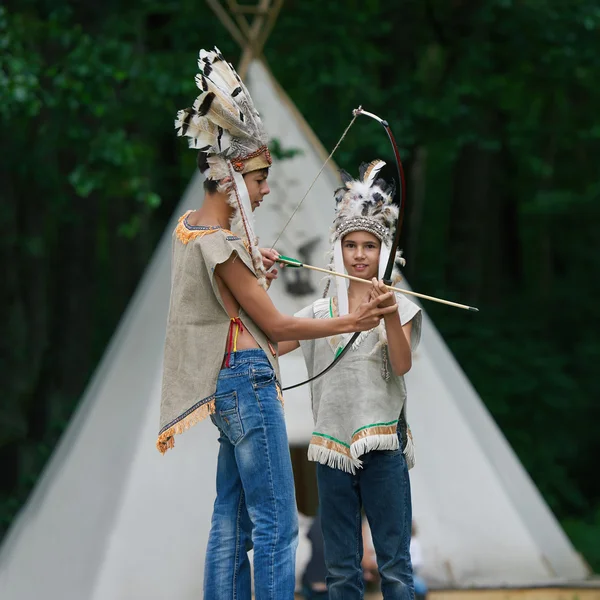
top-left (280, 160), bottom-right (422, 600)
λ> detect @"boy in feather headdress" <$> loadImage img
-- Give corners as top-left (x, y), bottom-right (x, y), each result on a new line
top-left (158, 48), bottom-right (397, 600)
top-left (280, 161), bottom-right (422, 600)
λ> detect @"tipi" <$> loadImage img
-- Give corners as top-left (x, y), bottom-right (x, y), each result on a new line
top-left (0, 3), bottom-right (592, 598)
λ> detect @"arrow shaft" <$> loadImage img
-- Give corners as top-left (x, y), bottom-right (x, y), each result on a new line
top-left (277, 258), bottom-right (478, 312)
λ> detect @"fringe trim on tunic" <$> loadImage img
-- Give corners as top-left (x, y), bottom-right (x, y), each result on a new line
top-left (156, 398), bottom-right (216, 454)
top-left (350, 433), bottom-right (399, 460)
top-left (175, 212), bottom-right (257, 287)
top-left (308, 434), bottom-right (360, 474)
top-left (175, 211), bottom-right (237, 245)
top-left (309, 422), bottom-right (413, 473)
top-left (350, 423), bottom-right (399, 460)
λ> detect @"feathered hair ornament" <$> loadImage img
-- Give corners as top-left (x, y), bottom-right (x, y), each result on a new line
top-left (324, 159), bottom-right (406, 318)
top-left (174, 47), bottom-right (272, 288)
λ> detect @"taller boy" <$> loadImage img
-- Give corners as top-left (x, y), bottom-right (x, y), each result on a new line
top-left (157, 48), bottom-right (396, 600)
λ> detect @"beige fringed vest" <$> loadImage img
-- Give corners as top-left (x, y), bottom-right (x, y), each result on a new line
top-left (157, 211), bottom-right (280, 453)
top-left (295, 294), bottom-right (421, 474)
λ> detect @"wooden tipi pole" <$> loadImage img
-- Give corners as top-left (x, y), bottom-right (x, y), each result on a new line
top-left (206, 0), bottom-right (284, 78)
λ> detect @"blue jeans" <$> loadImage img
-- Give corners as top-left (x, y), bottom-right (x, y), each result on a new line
top-left (413, 574), bottom-right (427, 598)
top-left (317, 443), bottom-right (414, 600)
top-left (204, 349), bottom-right (298, 600)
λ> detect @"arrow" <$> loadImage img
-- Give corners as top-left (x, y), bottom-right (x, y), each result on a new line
top-left (276, 255), bottom-right (479, 313)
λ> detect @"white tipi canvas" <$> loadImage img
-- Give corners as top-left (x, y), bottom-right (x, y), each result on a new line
top-left (0, 59), bottom-right (590, 600)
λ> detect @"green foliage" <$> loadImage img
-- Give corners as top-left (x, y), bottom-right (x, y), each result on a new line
top-left (269, 138), bottom-right (304, 160)
top-left (0, 0), bottom-right (236, 536)
top-left (563, 507), bottom-right (600, 573)
top-left (1, 0), bottom-right (599, 573)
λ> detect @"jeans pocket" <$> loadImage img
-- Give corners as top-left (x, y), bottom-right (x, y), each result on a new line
top-left (213, 391), bottom-right (244, 444)
top-left (251, 366), bottom-right (276, 388)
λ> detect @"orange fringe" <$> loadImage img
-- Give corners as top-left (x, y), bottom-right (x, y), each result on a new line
top-left (175, 211), bottom-right (237, 245)
top-left (156, 398), bottom-right (216, 454)
top-left (276, 383), bottom-right (284, 407)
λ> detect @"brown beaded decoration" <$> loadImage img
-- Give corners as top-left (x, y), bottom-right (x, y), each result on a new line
top-left (232, 145), bottom-right (272, 172)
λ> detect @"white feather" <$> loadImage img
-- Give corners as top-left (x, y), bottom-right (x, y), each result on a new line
top-left (176, 46), bottom-right (269, 162)
top-left (364, 159), bottom-right (386, 187)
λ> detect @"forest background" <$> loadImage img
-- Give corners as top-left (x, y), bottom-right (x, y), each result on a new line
top-left (1, 0), bottom-right (599, 570)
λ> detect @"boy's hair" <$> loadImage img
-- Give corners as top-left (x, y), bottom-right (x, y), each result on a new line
top-left (197, 152), bottom-right (219, 193)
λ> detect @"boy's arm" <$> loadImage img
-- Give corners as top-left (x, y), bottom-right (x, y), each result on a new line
top-left (215, 254), bottom-right (397, 342)
top-left (383, 314), bottom-right (413, 376)
top-left (279, 341), bottom-right (300, 356)
top-left (371, 279), bottom-right (413, 376)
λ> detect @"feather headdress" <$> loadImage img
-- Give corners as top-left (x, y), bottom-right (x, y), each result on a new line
top-left (325, 160), bottom-right (406, 318)
top-left (174, 47), bottom-right (271, 288)
top-left (175, 47), bottom-right (271, 172)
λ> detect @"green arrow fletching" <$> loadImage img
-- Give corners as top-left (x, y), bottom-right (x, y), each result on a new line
top-left (278, 255), bottom-right (303, 268)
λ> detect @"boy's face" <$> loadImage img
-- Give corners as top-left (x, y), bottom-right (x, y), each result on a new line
top-left (342, 231), bottom-right (381, 280)
top-left (243, 169), bottom-right (270, 211)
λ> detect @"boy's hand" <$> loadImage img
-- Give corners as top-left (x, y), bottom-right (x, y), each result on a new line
top-left (370, 278), bottom-right (397, 309)
top-left (259, 247), bottom-right (280, 270)
top-left (351, 290), bottom-right (397, 331)
top-left (259, 248), bottom-right (282, 282)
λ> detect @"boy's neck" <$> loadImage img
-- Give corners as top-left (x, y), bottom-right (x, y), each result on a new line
top-left (187, 190), bottom-right (234, 229)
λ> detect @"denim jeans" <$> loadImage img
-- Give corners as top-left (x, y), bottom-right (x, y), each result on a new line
top-left (204, 349), bottom-right (298, 600)
top-left (316, 441), bottom-right (414, 600)
top-left (413, 574), bottom-right (428, 599)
